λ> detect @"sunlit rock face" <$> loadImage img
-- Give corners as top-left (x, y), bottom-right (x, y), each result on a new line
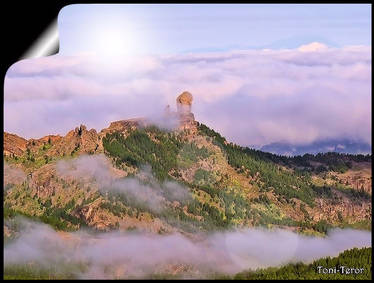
top-left (175, 91), bottom-right (196, 133)
top-left (176, 91), bottom-right (193, 114)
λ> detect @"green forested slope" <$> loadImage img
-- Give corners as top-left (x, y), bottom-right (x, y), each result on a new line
top-left (4, 123), bottom-right (372, 234)
top-left (233, 247), bottom-right (372, 280)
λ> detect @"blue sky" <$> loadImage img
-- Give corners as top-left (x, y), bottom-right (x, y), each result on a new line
top-left (58, 4), bottom-right (371, 55)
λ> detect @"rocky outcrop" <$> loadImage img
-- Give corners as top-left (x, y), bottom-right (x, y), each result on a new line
top-left (99, 118), bottom-right (148, 137)
top-left (72, 197), bottom-right (120, 231)
top-left (47, 124), bottom-right (102, 157)
top-left (178, 112), bottom-right (196, 132)
top-left (28, 135), bottom-right (62, 151)
top-left (176, 91), bottom-right (193, 112)
top-left (98, 91), bottom-right (198, 135)
top-left (175, 91), bottom-right (197, 133)
top-left (3, 132), bottom-right (28, 157)
top-left (311, 194), bottom-right (371, 223)
top-left (3, 92), bottom-right (199, 160)
top-left (330, 165), bottom-right (372, 195)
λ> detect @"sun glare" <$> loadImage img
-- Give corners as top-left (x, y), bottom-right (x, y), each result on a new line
top-left (92, 22), bottom-right (140, 58)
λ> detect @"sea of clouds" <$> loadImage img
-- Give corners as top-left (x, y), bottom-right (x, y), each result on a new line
top-left (4, 43), bottom-right (371, 147)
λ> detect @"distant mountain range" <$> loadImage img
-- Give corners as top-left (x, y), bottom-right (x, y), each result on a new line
top-left (183, 37), bottom-right (339, 53)
top-left (260, 139), bottom-right (371, 156)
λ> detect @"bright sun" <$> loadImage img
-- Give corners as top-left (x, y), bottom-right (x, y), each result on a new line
top-left (93, 25), bottom-right (139, 57)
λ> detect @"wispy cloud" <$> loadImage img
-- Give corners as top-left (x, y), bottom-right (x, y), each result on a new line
top-left (56, 154), bottom-right (191, 212)
top-left (4, 163), bottom-right (26, 189)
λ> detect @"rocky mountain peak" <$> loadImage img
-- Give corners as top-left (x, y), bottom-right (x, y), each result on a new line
top-left (176, 91), bottom-right (193, 106)
top-left (176, 91), bottom-right (193, 115)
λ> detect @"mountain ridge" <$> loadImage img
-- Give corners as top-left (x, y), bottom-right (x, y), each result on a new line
top-left (3, 92), bottom-right (372, 236)
top-left (4, 119), bottom-right (371, 234)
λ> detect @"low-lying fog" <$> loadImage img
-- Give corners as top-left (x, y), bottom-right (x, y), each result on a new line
top-left (4, 218), bottom-right (371, 279)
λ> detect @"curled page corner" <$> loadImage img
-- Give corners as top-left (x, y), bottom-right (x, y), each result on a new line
top-left (21, 18), bottom-right (59, 59)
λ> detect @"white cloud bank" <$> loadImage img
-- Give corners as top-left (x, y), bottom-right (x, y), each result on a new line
top-left (4, 43), bottom-right (371, 146)
top-left (4, 218), bottom-right (371, 279)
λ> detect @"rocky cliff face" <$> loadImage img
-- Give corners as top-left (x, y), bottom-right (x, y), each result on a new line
top-left (329, 163), bottom-right (372, 194)
top-left (175, 91), bottom-right (197, 133)
top-left (4, 126), bottom-right (99, 159)
top-left (53, 125), bottom-right (101, 156)
top-left (99, 118), bottom-right (148, 138)
top-left (3, 132), bottom-right (28, 157)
